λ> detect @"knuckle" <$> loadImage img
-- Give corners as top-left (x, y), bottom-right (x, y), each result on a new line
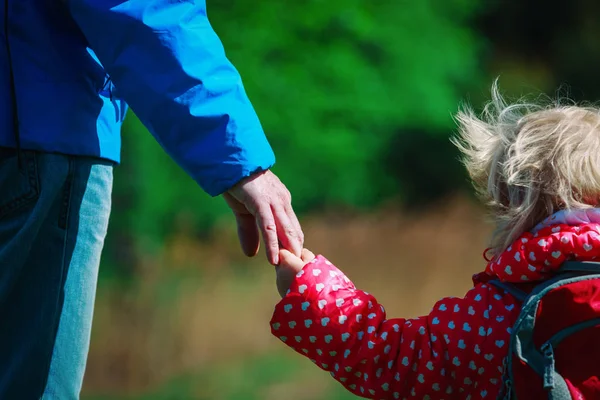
top-left (282, 189), bottom-right (292, 202)
top-left (285, 226), bottom-right (297, 237)
top-left (242, 199), bottom-right (260, 214)
top-left (254, 194), bottom-right (270, 207)
top-left (265, 223), bottom-right (277, 233)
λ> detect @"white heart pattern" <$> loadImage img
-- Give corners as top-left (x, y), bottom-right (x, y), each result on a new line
top-left (551, 251), bottom-right (561, 259)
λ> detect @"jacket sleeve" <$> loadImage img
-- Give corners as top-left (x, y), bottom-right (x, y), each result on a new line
top-left (67, 0), bottom-right (275, 196)
top-left (271, 256), bottom-right (514, 399)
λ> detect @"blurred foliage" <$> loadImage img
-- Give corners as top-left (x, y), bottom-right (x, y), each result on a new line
top-left (107, 0), bottom-right (485, 267)
top-left (102, 0), bottom-right (600, 271)
top-left (107, 0), bottom-right (600, 270)
top-left (208, 0), bottom-right (483, 209)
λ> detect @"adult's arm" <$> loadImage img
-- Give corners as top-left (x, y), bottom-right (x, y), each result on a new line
top-left (67, 0), bottom-right (275, 197)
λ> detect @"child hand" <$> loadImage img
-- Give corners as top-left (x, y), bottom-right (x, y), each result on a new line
top-left (276, 248), bottom-right (316, 298)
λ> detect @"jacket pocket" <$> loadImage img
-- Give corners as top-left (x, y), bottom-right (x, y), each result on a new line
top-left (0, 149), bottom-right (40, 220)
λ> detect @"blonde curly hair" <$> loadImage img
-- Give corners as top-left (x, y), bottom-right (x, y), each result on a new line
top-left (452, 81), bottom-right (600, 257)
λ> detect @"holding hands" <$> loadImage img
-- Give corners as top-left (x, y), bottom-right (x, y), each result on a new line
top-left (275, 248), bottom-right (316, 297)
top-left (223, 169), bottom-right (315, 296)
top-left (224, 170), bottom-right (304, 265)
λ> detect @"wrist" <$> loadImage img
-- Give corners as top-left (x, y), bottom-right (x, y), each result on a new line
top-left (226, 169), bottom-right (269, 195)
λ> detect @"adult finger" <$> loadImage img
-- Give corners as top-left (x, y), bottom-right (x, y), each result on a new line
top-left (273, 204), bottom-right (302, 257)
top-left (223, 192), bottom-right (260, 258)
top-left (235, 213), bottom-right (260, 257)
top-left (255, 205), bottom-right (280, 265)
top-left (284, 202), bottom-right (304, 250)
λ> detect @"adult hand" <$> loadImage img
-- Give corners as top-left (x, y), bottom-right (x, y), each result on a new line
top-left (223, 170), bottom-right (303, 265)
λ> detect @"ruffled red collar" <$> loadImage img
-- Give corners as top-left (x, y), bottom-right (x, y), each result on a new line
top-left (475, 223), bottom-right (600, 283)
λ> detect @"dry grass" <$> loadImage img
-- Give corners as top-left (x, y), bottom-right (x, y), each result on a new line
top-left (82, 195), bottom-right (492, 398)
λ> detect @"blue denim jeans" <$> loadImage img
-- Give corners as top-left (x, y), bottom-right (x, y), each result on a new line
top-left (0, 148), bottom-right (113, 399)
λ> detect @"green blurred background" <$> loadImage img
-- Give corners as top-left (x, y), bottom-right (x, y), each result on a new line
top-left (82, 1), bottom-right (600, 399)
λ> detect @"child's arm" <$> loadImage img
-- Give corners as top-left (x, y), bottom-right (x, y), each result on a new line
top-left (271, 251), bottom-right (514, 399)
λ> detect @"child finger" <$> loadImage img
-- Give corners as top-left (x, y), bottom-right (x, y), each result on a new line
top-left (301, 248), bottom-right (316, 263)
top-left (279, 249), bottom-right (305, 271)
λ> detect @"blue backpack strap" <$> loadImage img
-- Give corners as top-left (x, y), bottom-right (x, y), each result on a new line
top-left (560, 260), bottom-right (600, 273)
top-left (490, 261), bottom-right (600, 303)
top-left (488, 280), bottom-right (529, 302)
top-left (492, 261), bottom-right (600, 399)
top-left (546, 372), bottom-right (572, 400)
top-left (489, 261), bottom-right (600, 303)
top-left (507, 272), bottom-right (600, 400)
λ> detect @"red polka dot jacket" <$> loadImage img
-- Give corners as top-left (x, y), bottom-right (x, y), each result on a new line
top-left (270, 218), bottom-right (600, 399)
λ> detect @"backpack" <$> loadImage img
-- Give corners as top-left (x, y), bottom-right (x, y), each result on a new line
top-left (489, 261), bottom-right (600, 400)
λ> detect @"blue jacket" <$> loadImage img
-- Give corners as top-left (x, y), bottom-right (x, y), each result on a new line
top-left (0, 0), bottom-right (275, 196)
